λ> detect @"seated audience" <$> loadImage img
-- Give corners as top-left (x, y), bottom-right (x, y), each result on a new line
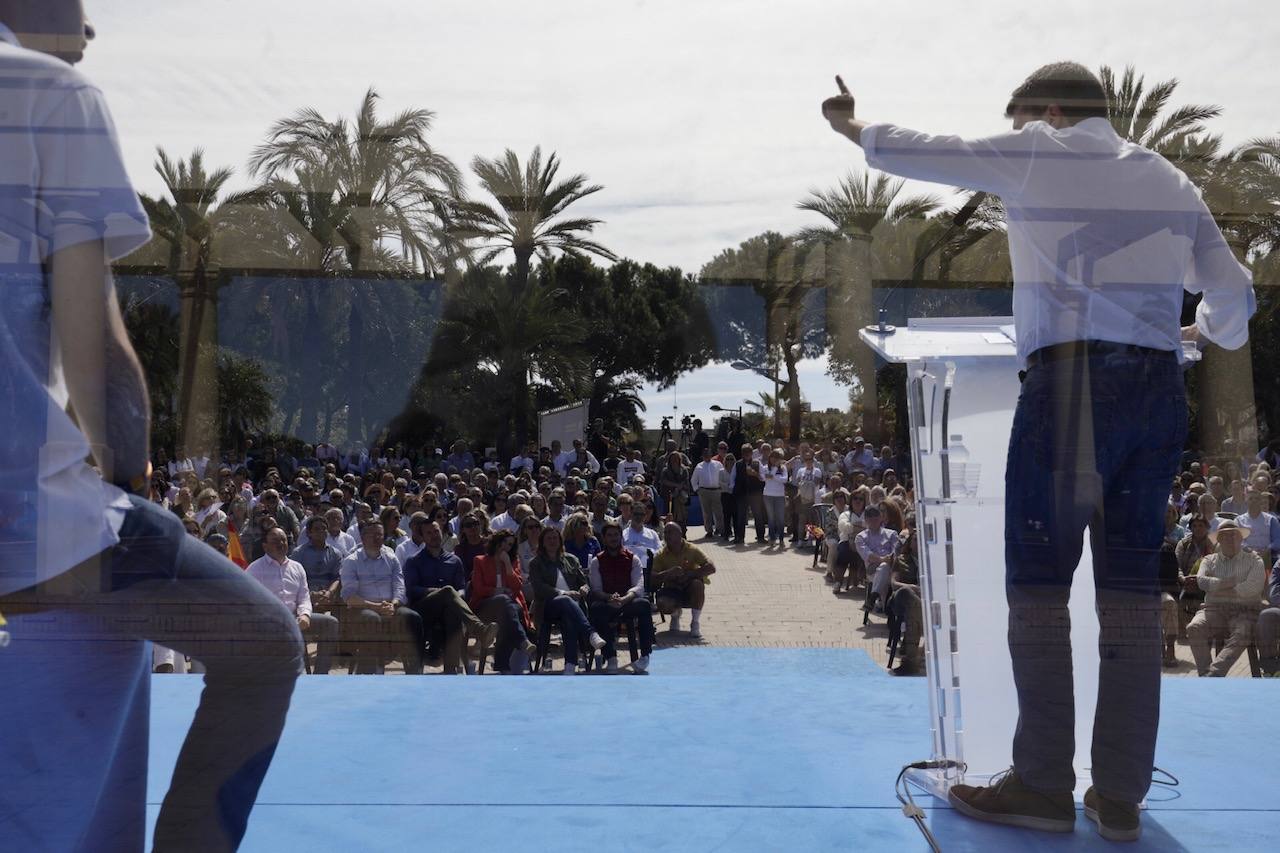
top-left (587, 522), bottom-right (654, 673)
top-left (402, 520), bottom-right (497, 674)
top-left (339, 520), bottom-right (423, 675)
top-left (526, 526), bottom-right (607, 674)
top-left (1258, 557), bottom-right (1280, 675)
top-left (249, 527), bottom-right (339, 674)
top-left (855, 505), bottom-right (900, 614)
top-left (469, 530), bottom-right (538, 674)
top-left (1185, 518), bottom-right (1266, 677)
top-left (291, 516), bottom-right (344, 613)
top-left (651, 522), bottom-right (715, 638)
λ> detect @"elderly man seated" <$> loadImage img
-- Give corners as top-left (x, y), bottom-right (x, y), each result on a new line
top-left (587, 522), bottom-right (654, 673)
top-left (402, 520), bottom-right (497, 674)
top-left (1185, 518), bottom-right (1266, 677)
top-left (855, 505), bottom-right (900, 615)
top-left (651, 522), bottom-right (715, 638)
top-left (248, 527), bottom-right (340, 674)
top-left (339, 520), bottom-right (423, 674)
top-left (1257, 557), bottom-right (1280, 675)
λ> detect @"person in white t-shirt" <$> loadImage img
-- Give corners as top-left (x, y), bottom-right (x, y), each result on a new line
top-left (617, 449), bottom-right (647, 485)
top-left (622, 510), bottom-right (661, 557)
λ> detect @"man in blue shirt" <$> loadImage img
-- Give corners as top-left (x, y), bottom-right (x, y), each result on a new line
top-left (291, 516), bottom-right (344, 608)
top-left (339, 519), bottom-right (422, 674)
top-left (403, 521), bottom-right (495, 674)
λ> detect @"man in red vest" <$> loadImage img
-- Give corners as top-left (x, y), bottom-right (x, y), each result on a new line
top-left (587, 521), bottom-right (653, 673)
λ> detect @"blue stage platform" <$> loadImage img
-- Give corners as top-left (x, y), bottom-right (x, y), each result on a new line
top-left (147, 649), bottom-right (1275, 852)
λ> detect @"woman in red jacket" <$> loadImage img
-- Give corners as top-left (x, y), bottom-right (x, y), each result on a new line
top-left (469, 530), bottom-right (537, 673)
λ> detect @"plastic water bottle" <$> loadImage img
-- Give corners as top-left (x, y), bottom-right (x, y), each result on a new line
top-left (947, 435), bottom-right (980, 497)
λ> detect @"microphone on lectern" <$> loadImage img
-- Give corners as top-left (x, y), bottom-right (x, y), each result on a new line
top-left (865, 191), bottom-right (989, 335)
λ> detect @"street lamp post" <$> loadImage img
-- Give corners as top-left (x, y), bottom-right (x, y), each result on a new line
top-left (729, 359), bottom-right (782, 436)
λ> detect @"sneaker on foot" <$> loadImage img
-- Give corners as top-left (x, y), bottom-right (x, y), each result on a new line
top-left (633, 655), bottom-right (650, 673)
top-left (605, 657), bottom-right (620, 673)
top-left (1083, 787), bottom-right (1140, 842)
top-left (690, 623), bottom-right (702, 639)
top-left (465, 662), bottom-right (477, 675)
top-left (588, 632), bottom-right (607, 651)
top-left (947, 769), bottom-right (1075, 833)
top-left (563, 662), bottom-right (578, 675)
top-left (508, 649), bottom-right (530, 674)
top-left (668, 612), bottom-right (681, 633)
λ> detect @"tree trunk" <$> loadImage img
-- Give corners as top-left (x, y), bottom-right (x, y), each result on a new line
top-left (345, 295), bottom-right (366, 445)
top-left (176, 262), bottom-right (220, 461)
top-left (1199, 341), bottom-right (1258, 464)
top-left (298, 287), bottom-right (323, 442)
top-left (784, 344), bottom-right (802, 441)
top-left (825, 235), bottom-right (879, 441)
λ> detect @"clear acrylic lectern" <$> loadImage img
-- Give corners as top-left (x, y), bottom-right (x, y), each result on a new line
top-left (861, 317), bottom-right (1099, 799)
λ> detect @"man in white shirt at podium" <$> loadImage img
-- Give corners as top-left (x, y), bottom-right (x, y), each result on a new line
top-left (822, 62), bottom-right (1255, 842)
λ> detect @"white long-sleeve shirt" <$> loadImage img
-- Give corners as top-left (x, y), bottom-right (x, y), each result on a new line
top-left (862, 118), bottom-right (1256, 367)
top-left (692, 460), bottom-right (724, 490)
top-left (245, 554), bottom-right (312, 618)
top-left (1195, 548), bottom-right (1265, 606)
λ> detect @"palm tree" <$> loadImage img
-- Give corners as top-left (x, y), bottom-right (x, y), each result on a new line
top-left (140, 148), bottom-right (235, 457)
top-left (451, 146), bottom-right (616, 296)
top-left (1100, 65), bottom-right (1222, 157)
top-left (589, 374), bottom-right (648, 439)
top-left (1099, 66), bottom-right (1280, 455)
top-left (743, 390), bottom-right (785, 432)
top-left (795, 170), bottom-right (941, 440)
top-left (244, 88), bottom-right (464, 442)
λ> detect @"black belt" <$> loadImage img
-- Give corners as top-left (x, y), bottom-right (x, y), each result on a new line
top-left (1026, 340), bottom-right (1173, 368)
top-left (1020, 340), bottom-right (1175, 382)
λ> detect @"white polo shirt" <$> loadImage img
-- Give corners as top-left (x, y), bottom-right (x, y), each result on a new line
top-left (0, 25), bottom-right (151, 595)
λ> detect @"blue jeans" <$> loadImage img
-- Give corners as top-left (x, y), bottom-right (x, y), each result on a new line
top-left (4, 495), bottom-right (303, 851)
top-left (764, 495), bottom-right (786, 542)
top-left (542, 595), bottom-right (594, 666)
top-left (1005, 346), bottom-right (1186, 803)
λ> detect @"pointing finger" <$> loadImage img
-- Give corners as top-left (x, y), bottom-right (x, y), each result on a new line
top-left (835, 75), bottom-right (850, 95)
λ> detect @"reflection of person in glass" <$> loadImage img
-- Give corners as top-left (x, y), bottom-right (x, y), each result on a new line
top-left (0, 2), bottom-right (302, 850)
top-left (822, 63), bottom-right (1255, 841)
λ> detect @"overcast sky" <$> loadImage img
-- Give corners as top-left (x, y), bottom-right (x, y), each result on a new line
top-left (84, 0), bottom-right (1277, 429)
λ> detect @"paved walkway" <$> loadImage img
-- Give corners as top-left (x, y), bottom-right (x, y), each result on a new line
top-left (669, 533), bottom-right (1255, 677)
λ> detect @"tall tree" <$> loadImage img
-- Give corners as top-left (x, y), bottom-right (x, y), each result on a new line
top-left (551, 255), bottom-right (715, 438)
top-left (451, 146), bottom-right (616, 297)
top-left (245, 89), bottom-right (463, 442)
top-left (701, 232), bottom-right (828, 440)
top-left (140, 148), bottom-right (235, 457)
top-left (794, 171), bottom-right (941, 440)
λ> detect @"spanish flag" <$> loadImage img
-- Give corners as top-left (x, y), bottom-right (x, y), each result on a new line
top-left (227, 520), bottom-right (248, 569)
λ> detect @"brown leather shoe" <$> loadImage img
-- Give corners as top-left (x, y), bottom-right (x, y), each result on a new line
top-left (1083, 786), bottom-right (1141, 842)
top-left (948, 769), bottom-right (1075, 833)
